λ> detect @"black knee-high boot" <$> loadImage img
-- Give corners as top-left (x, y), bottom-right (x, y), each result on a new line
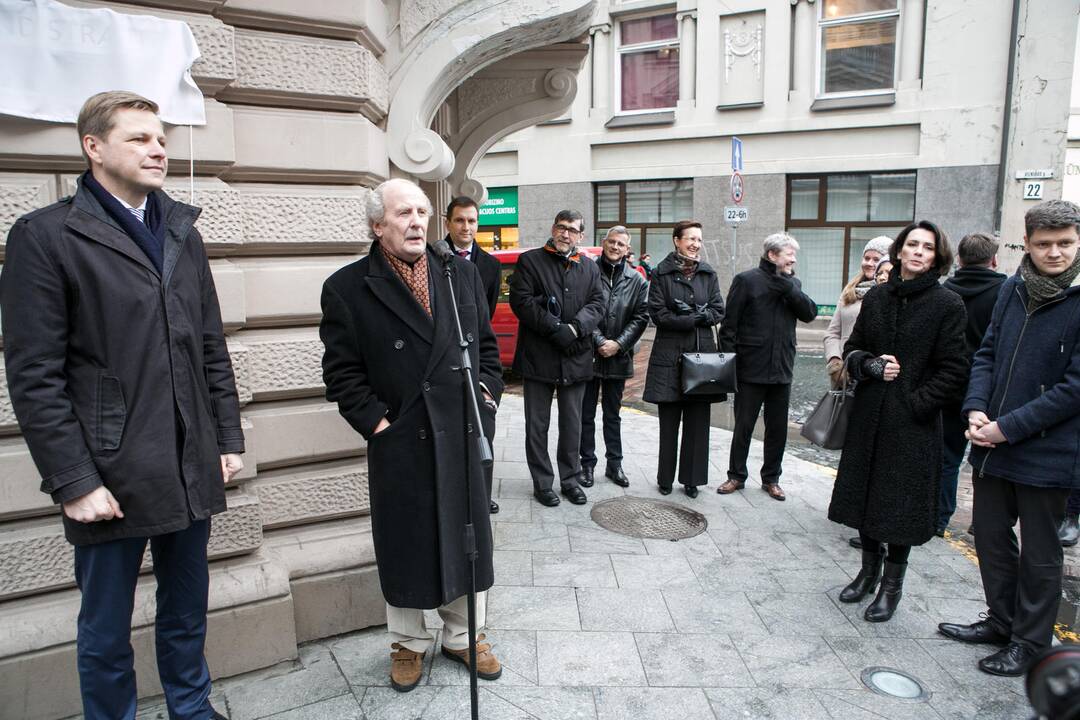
top-left (839, 549), bottom-right (884, 603)
top-left (864, 561), bottom-right (907, 622)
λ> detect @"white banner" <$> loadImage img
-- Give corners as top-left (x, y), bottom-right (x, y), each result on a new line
top-left (0, 0), bottom-right (205, 125)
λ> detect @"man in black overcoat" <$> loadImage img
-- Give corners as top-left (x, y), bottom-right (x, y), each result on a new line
top-left (718, 232), bottom-right (817, 501)
top-left (0, 91), bottom-right (244, 720)
top-left (440, 195), bottom-right (502, 514)
top-left (320, 179), bottom-right (504, 693)
top-left (509, 210), bottom-right (604, 507)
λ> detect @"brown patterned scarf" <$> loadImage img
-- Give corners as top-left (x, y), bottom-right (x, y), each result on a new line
top-left (383, 245), bottom-right (432, 316)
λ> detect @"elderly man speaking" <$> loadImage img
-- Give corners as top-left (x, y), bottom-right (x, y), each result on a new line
top-left (319, 179), bottom-right (504, 692)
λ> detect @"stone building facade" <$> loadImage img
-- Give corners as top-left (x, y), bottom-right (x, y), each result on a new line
top-left (0, 1), bottom-right (595, 718)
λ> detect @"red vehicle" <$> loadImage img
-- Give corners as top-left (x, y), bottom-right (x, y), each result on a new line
top-left (490, 246), bottom-right (604, 368)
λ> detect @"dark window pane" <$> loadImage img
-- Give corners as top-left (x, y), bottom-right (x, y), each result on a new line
top-left (621, 48), bottom-right (679, 111)
top-left (869, 173), bottom-right (915, 221)
top-left (790, 227), bottom-right (846, 305)
top-left (826, 175), bottom-right (870, 222)
top-left (620, 14), bottom-right (678, 45)
top-left (822, 19), bottom-right (896, 94)
top-left (596, 184), bottom-right (620, 222)
top-left (624, 180), bottom-right (694, 223)
top-left (823, 0), bottom-right (897, 19)
top-left (790, 178), bottom-right (820, 220)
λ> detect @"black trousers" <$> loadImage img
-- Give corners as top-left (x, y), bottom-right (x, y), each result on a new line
top-left (580, 377), bottom-right (627, 471)
top-left (973, 471), bottom-right (1070, 649)
top-left (523, 379), bottom-right (586, 493)
top-left (1067, 488), bottom-right (1080, 516)
top-left (657, 401), bottom-right (711, 488)
top-left (727, 382), bottom-right (791, 485)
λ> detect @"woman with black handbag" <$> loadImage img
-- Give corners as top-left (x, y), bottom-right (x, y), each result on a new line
top-left (827, 220), bottom-right (968, 622)
top-left (642, 220), bottom-right (726, 497)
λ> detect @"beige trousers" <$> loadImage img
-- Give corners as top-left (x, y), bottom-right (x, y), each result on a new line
top-left (386, 591), bottom-right (487, 653)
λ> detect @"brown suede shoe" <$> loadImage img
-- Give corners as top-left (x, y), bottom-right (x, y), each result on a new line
top-left (441, 633), bottom-right (503, 680)
top-left (717, 479), bottom-right (745, 495)
top-left (390, 642), bottom-right (424, 692)
top-left (763, 483), bottom-right (786, 501)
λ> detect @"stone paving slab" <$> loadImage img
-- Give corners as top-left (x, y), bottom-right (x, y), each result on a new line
top-left (111, 392), bottom-right (1032, 720)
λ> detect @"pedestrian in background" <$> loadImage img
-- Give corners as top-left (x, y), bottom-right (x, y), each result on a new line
top-left (510, 210), bottom-right (605, 508)
top-left (642, 220), bottom-right (725, 497)
top-left (718, 232), bottom-right (817, 502)
top-left (939, 233), bottom-right (1007, 536)
top-left (828, 220), bottom-right (967, 623)
top-left (580, 227), bottom-right (649, 488)
top-left (639, 253), bottom-right (654, 279)
top-left (940, 200), bottom-right (1080, 676)
top-left (824, 236), bottom-right (893, 387)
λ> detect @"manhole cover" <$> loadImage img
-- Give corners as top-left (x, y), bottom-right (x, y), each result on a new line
top-left (590, 496), bottom-right (708, 540)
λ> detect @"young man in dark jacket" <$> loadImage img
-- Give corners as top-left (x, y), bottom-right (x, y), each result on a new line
top-left (939, 200), bottom-right (1080, 677)
top-left (509, 210), bottom-right (604, 507)
top-left (718, 233), bottom-right (817, 501)
top-left (939, 233), bottom-right (1007, 534)
top-left (0, 92), bottom-right (244, 719)
top-left (579, 226), bottom-right (649, 488)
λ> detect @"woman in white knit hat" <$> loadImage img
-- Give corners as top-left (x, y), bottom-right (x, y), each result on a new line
top-left (823, 236), bottom-right (893, 387)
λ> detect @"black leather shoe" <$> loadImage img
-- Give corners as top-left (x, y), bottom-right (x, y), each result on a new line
top-left (839, 549), bottom-right (884, 603)
top-left (684, 485), bottom-right (699, 498)
top-left (534, 489), bottom-right (560, 507)
top-left (561, 486), bottom-right (587, 505)
top-left (489, 500), bottom-right (499, 514)
top-left (937, 617), bottom-right (1010, 645)
top-left (848, 536), bottom-right (863, 549)
top-left (978, 642), bottom-right (1037, 677)
top-left (579, 467), bottom-right (595, 488)
top-left (658, 484), bottom-right (672, 496)
top-left (864, 561), bottom-right (906, 623)
top-left (605, 466), bottom-right (630, 487)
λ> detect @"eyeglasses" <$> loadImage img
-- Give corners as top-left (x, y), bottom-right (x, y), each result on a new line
top-left (553, 224), bottom-right (582, 236)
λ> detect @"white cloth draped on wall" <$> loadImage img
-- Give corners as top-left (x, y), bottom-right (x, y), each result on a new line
top-left (0, 0), bottom-right (205, 125)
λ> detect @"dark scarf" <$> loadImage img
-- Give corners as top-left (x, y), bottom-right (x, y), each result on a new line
top-left (1019, 252), bottom-right (1080, 311)
top-left (544, 238), bottom-right (580, 263)
top-left (81, 171), bottom-right (166, 273)
top-left (887, 266), bottom-right (940, 297)
top-left (675, 252), bottom-right (699, 277)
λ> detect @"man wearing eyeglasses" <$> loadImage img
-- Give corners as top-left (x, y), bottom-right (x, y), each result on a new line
top-left (509, 210), bottom-right (605, 507)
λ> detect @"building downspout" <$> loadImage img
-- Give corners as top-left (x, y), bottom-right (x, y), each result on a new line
top-left (994, 0), bottom-right (1022, 233)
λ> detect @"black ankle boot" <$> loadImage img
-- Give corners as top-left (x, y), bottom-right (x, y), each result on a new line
top-left (839, 549), bottom-right (884, 603)
top-left (864, 561), bottom-right (907, 622)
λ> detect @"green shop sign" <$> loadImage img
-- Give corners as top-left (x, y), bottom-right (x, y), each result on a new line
top-left (478, 187), bottom-right (518, 226)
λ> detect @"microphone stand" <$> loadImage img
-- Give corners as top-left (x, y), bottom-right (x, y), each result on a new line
top-left (440, 253), bottom-right (492, 720)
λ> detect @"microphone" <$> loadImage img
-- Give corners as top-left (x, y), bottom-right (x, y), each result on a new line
top-left (430, 239), bottom-right (454, 265)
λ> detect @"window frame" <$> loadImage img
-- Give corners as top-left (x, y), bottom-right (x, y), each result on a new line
top-left (784, 171), bottom-right (916, 282)
top-left (815, 1), bottom-right (901, 100)
top-left (594, 179), bottom-right (694, 256)
top-left (614, 9), bottom-right (681, 116)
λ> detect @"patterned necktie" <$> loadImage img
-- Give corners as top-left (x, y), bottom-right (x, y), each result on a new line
top-left (129, 207), bottom-right (146, 224)
top-left (457, 248), bottom-right (470, 259)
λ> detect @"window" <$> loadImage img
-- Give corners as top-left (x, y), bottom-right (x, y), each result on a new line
top-left (818, 0), bottom-right (899, 96)
top-left (616, 13), bottom-right (680, 113)
top-left (595, 180), bottom-right (693, 258)
top-left (786, 171), bottom-right (915, 312)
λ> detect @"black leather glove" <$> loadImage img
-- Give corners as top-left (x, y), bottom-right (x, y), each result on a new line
top-left (693, 309), bottom-right (712, 327)
top-left (673, 299), bottom-right (693, 315)
top-left (551, 323), bottom-right (577, 349)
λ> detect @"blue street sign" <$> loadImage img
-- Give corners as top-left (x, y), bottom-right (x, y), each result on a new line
top-left (731, 136), bottom-right (743, 172)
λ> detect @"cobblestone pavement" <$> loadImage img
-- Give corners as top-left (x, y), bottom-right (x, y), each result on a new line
top-left (123, 393), bottom-right (1033, 720)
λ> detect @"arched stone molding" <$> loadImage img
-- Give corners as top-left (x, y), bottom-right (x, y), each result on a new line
top-left (387, 0), bottom-right (595, 180)
top-left (443, 43), bottom-right (589, 202)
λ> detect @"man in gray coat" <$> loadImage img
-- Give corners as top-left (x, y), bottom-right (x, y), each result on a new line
top-left (1, 92), bottom-right (243, 719)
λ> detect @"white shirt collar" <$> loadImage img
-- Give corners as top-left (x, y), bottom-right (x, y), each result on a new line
top-left (116, 194), bottom-right (148, 213)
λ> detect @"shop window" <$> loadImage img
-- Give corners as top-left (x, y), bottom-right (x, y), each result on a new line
top-left (786, 171), bottom-right (914, 312)
top-left (594, 179), bottom-right (693, 259)
top-left (818, 0), bottom-right (899, 96)
top-left (616, 13), bottom-right (680, 113)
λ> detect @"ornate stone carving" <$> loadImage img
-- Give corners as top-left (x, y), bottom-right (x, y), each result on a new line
top-left (251, 464), bottom-right (369, 529)
top-left (224, 30), bottom-right (387, 119)
top-left (0, 174), bottom-right (54, 245)
top-left (457, 79), bottom-right (538, 129)
top-left (724, 23), bottom-right (763, 83)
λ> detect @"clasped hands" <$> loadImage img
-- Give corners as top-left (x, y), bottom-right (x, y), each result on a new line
top-left (966, 410), bottom-right (1006, 447)
top-left (673, 300), bottom-right (712, 326)
top-left (62, 453), bottom-right (244, 523)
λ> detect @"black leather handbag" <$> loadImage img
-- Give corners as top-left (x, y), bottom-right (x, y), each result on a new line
top-left (679, 325), bottom-right (737, 397)
top-left (799, 380), bottom-right (856, 450)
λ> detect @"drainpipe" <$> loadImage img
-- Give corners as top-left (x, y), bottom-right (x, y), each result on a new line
top-left (994, 0), bottom-right (1022, 233)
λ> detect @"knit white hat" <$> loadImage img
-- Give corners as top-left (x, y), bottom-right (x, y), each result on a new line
top-left (863, 236), bottom-right (893, 257)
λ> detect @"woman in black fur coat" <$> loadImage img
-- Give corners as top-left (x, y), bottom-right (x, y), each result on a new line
top-left (828, 220), bottom-right (968, 622)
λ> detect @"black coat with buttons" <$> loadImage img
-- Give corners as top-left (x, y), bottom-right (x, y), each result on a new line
top-left (509, 245), bottom-right (604, 384)
top-left (320, 242), bottom-right (504, 608)
top-left (642, 253), bottom-right (726, 404)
